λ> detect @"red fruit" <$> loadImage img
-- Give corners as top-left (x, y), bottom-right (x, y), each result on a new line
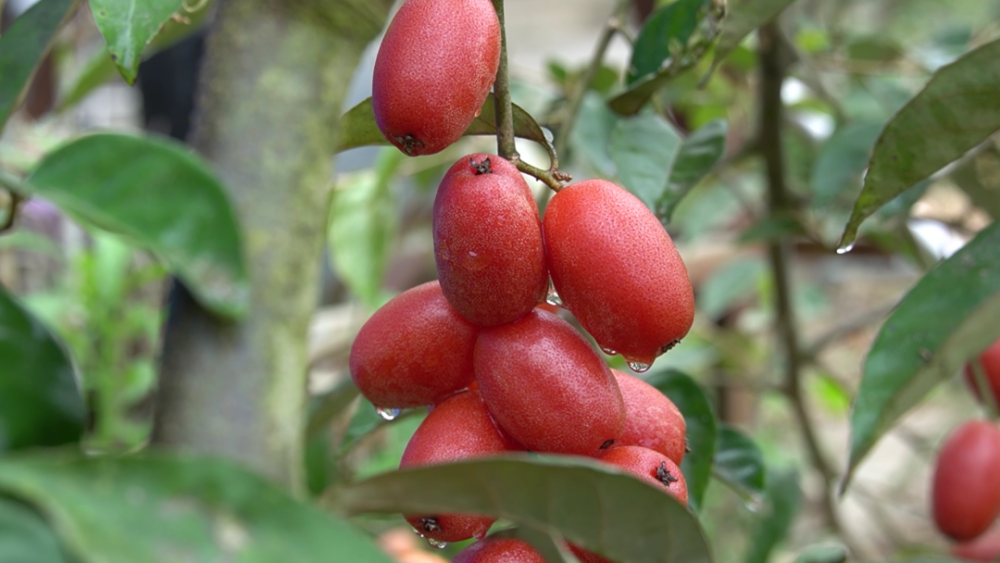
top-left (543, 179), bottom-right (695, 369)
top-left (372, 0), bottom-right (500, 156)
top-left (599, 445), bottom-right (688, 506)
top-left (568, 544), bottom-right (614, 563)
top-left (349, 281), bottom-right (476, 409)
top-left (400, 390), bottom-right (521, 542)
top-left (434, 154), bottom-right (547, 327)
top-left (932, 420), bottom-right (1000, 541)
top-left (475, 309), bottom-right (625, 456)
top-left (612, 369), bottom-right (686, 464)
top-left (951, 529), bottom-right (1000, 562)
top-left (964, 338), bottom-right (1000, 407)
top-left (453, 537), bottom-right (547, 563)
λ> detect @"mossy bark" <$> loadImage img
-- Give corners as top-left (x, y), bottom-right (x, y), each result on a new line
top-left (152, 0), bottom-right (391, 491)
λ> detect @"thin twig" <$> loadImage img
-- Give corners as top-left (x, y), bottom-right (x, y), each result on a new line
top-left (516, 160), bottom-right (570, 192)
top-left (491, 0), bottom-right (517, 161)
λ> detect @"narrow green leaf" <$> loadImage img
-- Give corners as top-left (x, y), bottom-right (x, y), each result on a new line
top-left (0, 497), bottom-right (69, 563)
top-left (25, 133), bottom-right (249, 318)
top-left (660, 119), bottom-right (728, 221)
top-left (0, 452), bottom-right (394, 563)
top-left (745, 469), bottom-right (801, 563)
top-left (0, 0), bottom-right (80, 130)
top-left (332, 456), bottom-right (713, 563)
top-left (810, 122), bottom-right (883, 208)
top-left (89, 0), bottom-right (185, 84)
top-left (951, 149), bottom-right (1000, 220)
top-left (645, 370), bottom-right (717, 512)
top-left (712, 426), bottom-right (765, 502)
top-left (843, 222), bottom-right (1000, 491)
top-left (710, 0), bottom-right (798, 71)
top-left (628, 0), bottom-right (711, 84)
top-left (839, 38), bottom-right (1000, 248)
top-left (610, 113), bottom-right (682, 211)
top-left (0, 286), bottom-right (85, 452)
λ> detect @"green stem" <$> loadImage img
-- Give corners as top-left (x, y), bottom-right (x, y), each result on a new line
top-left (491, 0), bottom-right (517, 161)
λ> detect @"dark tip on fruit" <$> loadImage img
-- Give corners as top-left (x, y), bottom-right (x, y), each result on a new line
top-left (420, 517), bottom-right (442, 532)
top-left (397, 134), bottom-right (424, 156)
top-left (600, 439), bottom-right (615, 450)
top-left (470, 156), bottom-right (492, 175)
top-left (659, 338), bottom-right (682, 356)
top-left (656, 461), bottom-right (679, 486)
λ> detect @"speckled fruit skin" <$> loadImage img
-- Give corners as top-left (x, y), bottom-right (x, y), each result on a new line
top-left (951, 529), bottom-right (1000, 562)
top-left (453, 537), bottom-right (548, 563)
top-left (475, 309), bottom-right (625, 456)
top-left (964, 338), bottom-right (1000, 407)
top-left (349, 281), bottom-right (476, 409)
top-left (932, 420), bottom-right (1000, 541)
top-left (567, 544), bottom-right (614, 563)
top-left (613, 369), bottom-right (686, 464)
top-left (543, 179), bottom-right (695, 368)
top-left (372, 0), bottom-right (500, 156)
top-left (400, 390), bottom-right (521, 542)
top-left (599, 445), bottom-right (688, 506)
top-left (434, 154), bottom-right (547, 327)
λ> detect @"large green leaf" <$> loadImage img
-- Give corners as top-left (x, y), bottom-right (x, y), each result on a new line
top-left (951, 148), bottom-right (1000, 220)
top-left (628, 0), bottom-right (711, 84)
top-left (0, 452), bottom-right (393, 563)
top-left (660, 119), bottom-right (728, 222)
top-left (744, 469), bottom-right (801, 563)
top-left (0, 0), bottom-right (79, 130)
top-left (0, 286), bottom-right (85, 452)
top-left (610, 113), bottom-right (682, 211)
top-left (331, 455), bottom-right (712, 563)
top-left (839, 38), bottom-right (1000, 250)
top-left (0, 497), bottom-right (69, 563)
top-left (569, 93), bottom-right (618, 178)
top-left (843, 222), bottom-right (1000, 490)
top-left (88, 0), bottom-right (185, 84)
top-left (645, 370), bottom-right (717, 512)
top-left (712, 426), bottom-right (765, 503)
top-left (709, 0), bottom-right (798, 72)
top-left (24, 133), bottom-right (249, 318)
top-left (810, 122), bottom-right (883, 208)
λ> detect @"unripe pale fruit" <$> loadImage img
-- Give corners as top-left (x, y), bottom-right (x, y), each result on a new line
top-left (599, 445), bottom-right (688, 506)
top-left (543, 179), bottom-right (695, 369)
top-left (372, 0), bottom-right (500, 156)
top-left (951, 529), bottom-right (1000, 562)
top-left (434, 154), bottom-right (547, 327)
top-left (964, 338), bottom-right (1000, 407)
top-left (349, 281), bottom-right (476, 409)
top-left (613, 369), bottom-right (686, 465)
top-left (932, 420), bottom-right (1000, 541)
top-left (400, 390), bottom-right (521, 542)
top-left (453, 537), bottom-right (547, 563)
top-left (475, 309), bottom-right (625, 456)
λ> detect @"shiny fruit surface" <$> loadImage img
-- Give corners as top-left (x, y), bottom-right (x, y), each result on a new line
top-left (543, 179), bottom-right (695, 368)
top-left (932, 420), bottom-right (1000, 541)
top-left (613, 369), bottom-right (686, 464)
top-left (400, 390), bottom-right (521, 542)
top-left (453, 537), bottom-right (547, 563)
top-left (599, 445), bottom-right (688, 506)
top-left (434, 154), bottom-right (547, 327)
top-left (372, 0), bottom-right (500, 156)
top-left (964, 338), bottom-right (1000, 407)
top-left (475, 309), bottom-right (625, 456)
top-left (349, 281), bottom-right (476, 409)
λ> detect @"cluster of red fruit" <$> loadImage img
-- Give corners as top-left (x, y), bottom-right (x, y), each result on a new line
top-left (350, 0), bottom-right (698, 561)
top-left (932, 339), bottom-right (1000, 561)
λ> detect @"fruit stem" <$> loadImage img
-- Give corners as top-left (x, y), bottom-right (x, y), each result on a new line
top-left (515, 160), bottom-right (569, 192)
top-left (490, 0), bottom-right (517, 162)
top-left (971, 358), bottom-right (1000, 420)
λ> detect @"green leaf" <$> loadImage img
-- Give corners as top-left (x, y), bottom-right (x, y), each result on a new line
top-left (710, 0), bottom-right (798, 72)
top-left (0, 452), bottom-right (393, 563)
top-left (737, 215), bottom-right (806, 243)
top-left (329, 148), bottom-right (403, 308)
top-left (88, 0), bottom-right (185, 84)
top-left (951, 149), bottom-right (1000, 220)
top-left (712, 426), bottom-right (765, 502)
top-left (660, 119), bottom-right (728, 221)
top-left (306, 381), bottom-right (361, 438)
top-left (610, 113), bottom-right (682, 211)
top-left (570, 93), bottom-right (618, 178)
top-left (0, 497), bottom-right (69, 563)
top-left (811, 122), bottom-right (883, 208)
top-left (744, 469), bottom-right (801, 563)
top-left (793, 545), bottom-right (847, 563)
top-left (0, 0), bottom-right (80, 130)
top-left (839, 38), bottom-right (1000, 250)
top-left (628, 0), bottom-right (711, 84)
top-left (25, 133), bottom-right (249, 319)
top-left (843, 222), bottom-right (1000, 491)
top-left (0, 286), bottom-right (85, 452)
top-left (645, 369), bottom-right (717, 512)
top-left (332, 455), bottom-right (712, 563)
top-left (698, 257), bottom-right (765, 320)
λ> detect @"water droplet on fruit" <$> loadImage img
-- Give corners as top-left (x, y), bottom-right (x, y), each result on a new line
top-left (545, 278), bottom-right (563, 307)
top-left (600, 346), bottom-right (617, 356)
top-left (627, 360), bottom-right (651, 373)
top-left (836, 242), bottom-right (854, 255)
top-left (427, 538), bottom-right (448, 549)
top-left (376, 407), bottom-right (400, 421)
top-left (411, 527), bottom-right (425, 538)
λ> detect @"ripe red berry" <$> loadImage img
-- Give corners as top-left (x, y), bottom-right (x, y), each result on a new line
top-left (964, 338), bottom-right (1000, 407)
top-left (543, 179), bottom-right (695, 370)
top-left (599, 445), bottom-right (688, 506)
top-left (400, 390), bottom-right (521, 542)
top-left (475, 309), bottom-right (625, 456)
top-left (372, 0), bottom-right (500, 156)
top-left (453, 537), bottom-right (547, 563)
top-left (951, 529), bottom-right (1000, 562)
top-left (932, 420), bottom-right (1000, 541)
top-left (434, 154), bottom-right (547, 327)
top-left (567, 544), bottom-right (614, 563)
top-left (613, 369), bottom-right (686, 465)
top-left (349, 281), bottom-right (476, 409)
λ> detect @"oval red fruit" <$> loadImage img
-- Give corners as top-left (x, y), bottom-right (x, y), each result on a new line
top-left (952, 529), bottom-right (1000, 562)
top-left (475, 309), bottom-right (625, 456)
top-left (372, 0), bottom-right (500, 156)
top-left (567, 544), bottom-right (614, 563)
top-left (543, 179), bottom-right (695, 369)
top-left (401, 390), bottom-right (521, 542)
top-left (932, 420), bottom-right (1000, 541)
top-left (599, 445), bottom-right (688, 506)
top-left (964, 338), bottom-right (1000, 407)
top-left (434, 154), bottom-right (547, 327)
top-left (349, 281), bottom-right (476, 409)
top-left (453, 537), bottom-right (547, 563)
top-left (613, 369), bottom-right (686, 464)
